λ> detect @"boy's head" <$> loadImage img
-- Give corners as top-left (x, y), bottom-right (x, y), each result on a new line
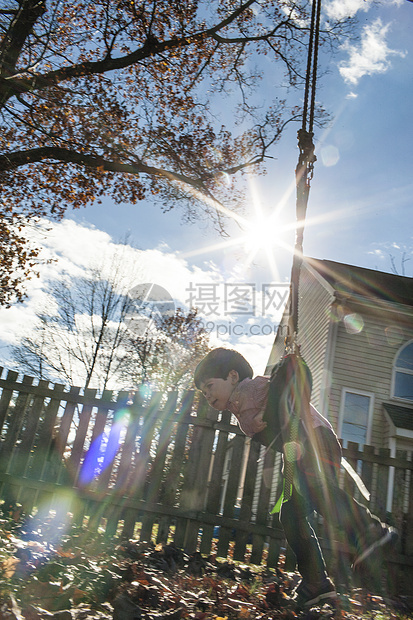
top-left (194, 347), bottom-right (253, 389)
top-left (194, 348), bottom-right (254, 410)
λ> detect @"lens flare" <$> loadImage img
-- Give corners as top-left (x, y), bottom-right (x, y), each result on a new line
top-left (79, 408), bottom-right (130, 485)
top-left (385, 325), bottom-right (404, 346)
top-left (343, 313), bottom-right (364, 334)
top-left (22, 489), bottom-right (75, 555)
top-left (320, 145), bottom-right (340, 167)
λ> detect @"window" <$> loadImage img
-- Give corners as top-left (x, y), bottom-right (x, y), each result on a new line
top-left (338, 389), bottom-right (374, 447)
top-left (392, 341), bottom-right (413, 402)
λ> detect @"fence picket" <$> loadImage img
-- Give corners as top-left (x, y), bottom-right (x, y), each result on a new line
top-left (179, 398), bottom-right (218, 553)
top-left (10, 380), bottom-right (49, 479)
top-left (98, 391), bottom-right (130, 490)
top-left (56, 386), bottom-right (81, 457)
top-left (217, 432), bottom-right (245, 558)
top-left (360, 444), bottom-right (374, 506)
top-left (164, 391), bottom-right (194, 548)
top-left (69, 389), bottom-right (97, 485)
top-left (27, 383), bottom-right (66, 513)
top-left (28, 383), bottom-right (66, 482)
top-left (406, 453), bottom-right (413, 556)
top-left (233, 439), bottom-right (260, 562)
top-left (0, 376), bottom-right (34, 507)
top-left (393, 450), bottom-right (408, 552)
top-left (114, 394), bottom-right (144, 494)
top-left (1, 376), bottom-right (34, 466)
top-left (375, 447), bottom-right (391, 521)
top-left (0, 370), bottom-right (19, 435)
top-left (139, 393), bottom-right (168, 541)
top-left (250, 445), bottom-right (276, 565)
top-left (55, 387), bottom-right (81, 485)
top-left (151, 391), bottom-right (179, 502)
top-left (199, 408), bottom-right (227, 555)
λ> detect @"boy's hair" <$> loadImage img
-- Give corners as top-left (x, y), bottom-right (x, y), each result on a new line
top-left (194, 347), bottom-right (253, 388)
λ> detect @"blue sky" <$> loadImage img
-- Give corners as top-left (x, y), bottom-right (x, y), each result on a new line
top-left (1, 0), bottom-right (412, 378)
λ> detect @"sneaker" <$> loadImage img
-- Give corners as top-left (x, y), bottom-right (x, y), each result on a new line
top-left (291, 578), bottom-right (337, 609)
top-left (352, 524), bottom-right (398, 570)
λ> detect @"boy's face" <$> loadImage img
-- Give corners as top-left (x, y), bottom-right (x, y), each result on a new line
top-left (199, 369), bottom-right (239, 410)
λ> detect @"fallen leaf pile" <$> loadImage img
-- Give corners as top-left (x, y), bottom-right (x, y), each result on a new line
top-left (0, 511), bottom-right (412, 620)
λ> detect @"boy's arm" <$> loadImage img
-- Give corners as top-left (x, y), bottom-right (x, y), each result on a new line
top-left (235, 407), bottom-right (267, 437)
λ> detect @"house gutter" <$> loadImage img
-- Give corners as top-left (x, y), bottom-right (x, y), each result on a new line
top-left (333, 292), bottom-right (413, 321)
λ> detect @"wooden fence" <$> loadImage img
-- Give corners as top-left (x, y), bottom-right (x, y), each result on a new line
top-left (0, 368), bottom-right (412, 594)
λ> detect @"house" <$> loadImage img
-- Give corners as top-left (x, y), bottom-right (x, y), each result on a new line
top-left (265, 257), bottom-right (413, 509)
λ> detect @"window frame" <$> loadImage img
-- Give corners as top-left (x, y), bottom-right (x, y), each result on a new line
top-left (391, 339), bottom-right (413, 403)
top-left (338, 387), bottom-right (375, 447)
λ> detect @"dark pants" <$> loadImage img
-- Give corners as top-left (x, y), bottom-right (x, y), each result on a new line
top-left (279, 426), bottom-right (381, 584)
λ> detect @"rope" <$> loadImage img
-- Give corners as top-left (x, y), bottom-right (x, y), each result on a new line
top-left (280, 0), bottom-right (322, 507)
top-left (309, 0), bottom-right (322, 135)
top-left (287, 0), bottom-right (321, 353)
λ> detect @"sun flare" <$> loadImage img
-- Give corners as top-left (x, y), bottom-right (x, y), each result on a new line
top-left (243, 214), bottom-right (276, 254)
top-left (180, 178), bottom-right (299, 281)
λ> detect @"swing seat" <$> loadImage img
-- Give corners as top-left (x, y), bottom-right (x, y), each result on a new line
top-left (253, 353), bottom-right (313, 452)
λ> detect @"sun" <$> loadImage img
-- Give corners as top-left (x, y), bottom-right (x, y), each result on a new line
top-left (179, 180), bottom-right (298, 281)
top-left (243, 213), bottom-right (276, 255)
top-left (235, 190), bottom-right (298, 279)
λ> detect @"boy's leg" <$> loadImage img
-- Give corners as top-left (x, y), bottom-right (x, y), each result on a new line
top-left (280, 487), bottom-right (337, 608)
top-left (301, 427), bottom-right (397, 566)
top-left (280, 487), bottom-right (328, 583)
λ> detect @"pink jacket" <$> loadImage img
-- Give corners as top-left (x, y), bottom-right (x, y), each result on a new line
top-left (225, 376), bottom-right (333, 438)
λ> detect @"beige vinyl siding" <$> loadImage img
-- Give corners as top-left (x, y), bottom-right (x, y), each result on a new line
top-left (265, 308), bottom-right (289, 375)
top-left (265, 260), bottom-right (413, 450)
top-left (329, 312), bottom-right (413, 448)
top-left (297, 264), bottom-right (335, 413)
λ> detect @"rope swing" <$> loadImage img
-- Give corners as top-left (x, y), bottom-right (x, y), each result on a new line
top-left (265, 1), bottom-right (370, 511)
top-left (262, 0), bottom-right (323, 509)
top-left (287, 0), bottom-right (322, 353)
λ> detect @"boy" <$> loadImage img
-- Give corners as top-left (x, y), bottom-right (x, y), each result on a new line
top-left (194, 347), bottom-right (397, 609)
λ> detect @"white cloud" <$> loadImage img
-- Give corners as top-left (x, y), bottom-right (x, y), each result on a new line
top-left (236, 334), bottom-right (276, 376)
top-left (367, 249), bottom-right (385, 257)
top-left (325, 0), bottom-right (404, 20)
top-left (325, 0), bottom-right (373, 20)
top-left (339, 18), bottom-right (406, 86)
top-left (366, 242), bottom-right (413, 275)
top-left (31, 219), bottom-right (115, 276)
top-left (0, 218), bottom-right (280, 377)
